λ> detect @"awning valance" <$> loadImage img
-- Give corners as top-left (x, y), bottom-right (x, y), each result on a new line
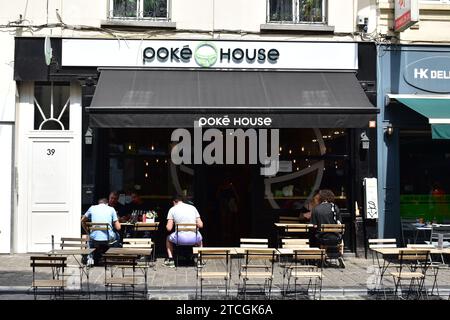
top-left (387, 94), bottom-right (450, 139)
top-left (88, 69), bottom-right (378, 128)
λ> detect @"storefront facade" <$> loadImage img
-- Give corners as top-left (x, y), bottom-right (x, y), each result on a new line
top-left (377, 45), bottom-right (450, 241)
top-left (13, 37), bottom-right (377, 253)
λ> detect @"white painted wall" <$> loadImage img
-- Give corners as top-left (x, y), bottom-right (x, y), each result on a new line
top-left (0, 26), bottom-right (16, 254)
top-left (0, 124), bottom-right (13, 253)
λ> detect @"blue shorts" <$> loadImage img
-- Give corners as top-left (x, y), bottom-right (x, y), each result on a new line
top-left (168, 232), bottom-right (203, 246)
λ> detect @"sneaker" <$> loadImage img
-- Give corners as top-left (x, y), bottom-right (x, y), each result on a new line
top-left (87, 257), bottom-right (94, 267)
top-left (164, 259), bottom-right (175, 268)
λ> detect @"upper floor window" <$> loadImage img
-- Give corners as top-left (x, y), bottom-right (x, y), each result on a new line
top-left (268, 0), bottom-right (326, 24)
top-left (109, 0), bottom-right (169, 20)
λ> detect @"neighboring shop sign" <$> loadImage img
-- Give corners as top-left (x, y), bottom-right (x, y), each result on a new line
top-left (404, 56), bottom-right (450, 93)
top-left (62, 39), bottom-right (358, 70)
top-left (394, 0), bottom-right (419, 32)
top-left (364, 178), bottom-right (379, 219)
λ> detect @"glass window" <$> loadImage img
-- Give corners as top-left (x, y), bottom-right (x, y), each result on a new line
top-left (110, 0), bottom-right (168, 20)
top-left (34, 83), bottom-right (70, 130)
top-left (268, 0), bottom-right (326, 24)
top-left (400, 130), bottom-right (450, 223)
top-left (264, 128), bottom-right (349, 210)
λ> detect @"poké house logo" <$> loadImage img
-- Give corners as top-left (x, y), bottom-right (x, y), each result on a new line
top-left (142, 41), bottom-right (280, 68)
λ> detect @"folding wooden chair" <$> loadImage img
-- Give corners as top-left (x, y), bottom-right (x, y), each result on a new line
top-left (30, 256), bottom-right (67, 300)
top-left (174, 223), bottom-right (199, 267)
top-left (59, 237), bottom-right (90, 294)
top-left (317, 224), bottom-right (345, 268)
top-left (240, 238), bottom-right (269, 248)
top-left (121, 238), bottom-right (154, 292)
top-left (368, 238), bottom-right (397, 265)
top-left (86, 222), bottom-right (112, 265)
top-left (390, 249), bottom-right (430, 300)
top-left (196, 249), bottom-right (231, 299)
top-left (104, 254), bottom-right (139, 300)
top-left (286, 248), bottom-right (325, 300)
top-left (239, 249), bottom-right (277, 299)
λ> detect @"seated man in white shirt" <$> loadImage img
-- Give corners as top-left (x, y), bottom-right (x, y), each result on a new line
top-left (164, 195), bottom-right (203, 267)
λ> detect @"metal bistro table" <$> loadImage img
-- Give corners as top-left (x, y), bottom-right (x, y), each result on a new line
top-left (372, 247), bottom-right (450, 297)
top-left (47, 248), bottom-right (95, 294)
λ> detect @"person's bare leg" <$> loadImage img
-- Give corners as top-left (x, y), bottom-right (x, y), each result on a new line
top-left (166, 238), bottom-right (174, 259)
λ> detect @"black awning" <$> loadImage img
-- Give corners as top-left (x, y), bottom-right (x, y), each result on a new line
top-left (88, 69), bottom-right (378, 128)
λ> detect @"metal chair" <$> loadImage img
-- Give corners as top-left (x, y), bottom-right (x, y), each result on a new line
top-left (240, 238), bottom-right (269, 248)
top-left (426, 224), bottom-right (450, 251)
top-left (368, 238), bottom-right (397, 265)
top-left (59, 237), bottom-right (91, 294)
top-left (400, 218), bottom-right (417, 246)
top-left (86, 222), bottom-right (113, 265)
top-left (239, 249), bottom-right (277, 299)
top-left (317, 224), bottom-right (345, 268)
top-left (104, 254), bottom-right (139, 300)
top-left (286, 248), bottom-right (325, 300)
top-left (30, 256), bottom-right (67, 300)
top-left (389, 249), bottom-right (430, 300)
top-left (174, 223), bottom-right (199, 267)
top-left (196, 249), bottom-right (231, 299)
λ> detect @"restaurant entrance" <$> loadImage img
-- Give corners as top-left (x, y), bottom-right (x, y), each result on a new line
top-left (194, 164), bottom-right (263, 247)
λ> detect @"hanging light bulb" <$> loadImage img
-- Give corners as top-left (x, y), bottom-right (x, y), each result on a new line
top-left (279, 147), bottom-right (283, 152)
top-left (151, 145), bottom-right (155, 151)
top-left (128, 144), bottom-right (132, 151)
top-left (289, 149), bottom-right (292, 154)
top-left (145, 161), bottom-right (149, 167)
top-left (156, 159), bottom-right (159, 163)
top-left (301, 146), bottom-right (305, 152)
top-left (145, 173), bottom-right (149, 178)
top-left (293, 159), bottom-right (296, 164)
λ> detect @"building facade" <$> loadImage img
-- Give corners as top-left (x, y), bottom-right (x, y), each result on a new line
top-left (2, 0), bottom-right (380, 253)
top-left (373, 0), bottom-right (450, 241)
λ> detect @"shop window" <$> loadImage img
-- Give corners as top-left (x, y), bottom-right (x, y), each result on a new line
top-left (268, 0), bottom-right (327, 24)
top-left (400, 130), bottom-right (450, 223)
top-left (106, 129), bottom-right (190, 203)
top-left (109, 0), bottom-right (169, 20)
top-left (34, 83), bottom-right (70, 131)
top-left (264, 128), bottom-right (348, 210)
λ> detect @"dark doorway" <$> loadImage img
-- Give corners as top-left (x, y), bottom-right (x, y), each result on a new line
top-left (197, 164), bottom-right (256, 247)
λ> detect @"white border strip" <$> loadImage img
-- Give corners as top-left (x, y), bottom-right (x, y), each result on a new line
top-left (429, 118), bottom-right (450, 124)
top-left (387, 94), bottom-right (450, 100)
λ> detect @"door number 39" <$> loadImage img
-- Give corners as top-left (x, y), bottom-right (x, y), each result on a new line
top-left (46, 149), bottom-right (56, 156)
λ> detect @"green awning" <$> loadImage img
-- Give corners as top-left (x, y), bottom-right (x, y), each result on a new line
top-left (387, 94), bottom-right (450, 139)
top-left (432, 124), bottom-right (450, 139)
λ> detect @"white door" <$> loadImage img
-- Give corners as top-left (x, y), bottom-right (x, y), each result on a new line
top-left (14, 82), bottom-right (81, 253)
top-left (27, 134), bottom-right (80, 252)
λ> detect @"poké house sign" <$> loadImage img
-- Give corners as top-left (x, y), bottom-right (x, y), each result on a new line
top-left (394, 0), bottom-right (419, 32)
top-left (404, 56), bottom-right (450, 93)
top-left (61, 39), bottom-right (358, 70)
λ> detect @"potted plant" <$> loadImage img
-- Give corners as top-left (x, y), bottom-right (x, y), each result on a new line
top-left (145, 210), bottom-right (158, 223)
